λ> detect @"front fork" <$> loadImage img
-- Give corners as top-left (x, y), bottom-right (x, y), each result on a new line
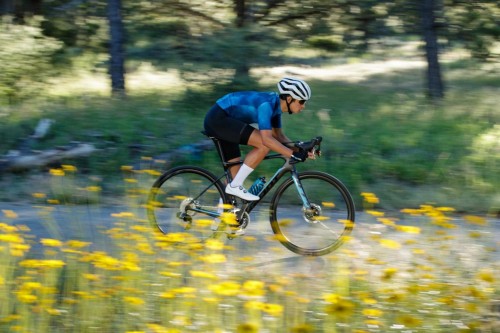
top-left (290, 168), bottom-right (312, 210)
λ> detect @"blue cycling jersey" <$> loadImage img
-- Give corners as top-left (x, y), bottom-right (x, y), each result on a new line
top-left (216, 92), bottom-right (282, 130)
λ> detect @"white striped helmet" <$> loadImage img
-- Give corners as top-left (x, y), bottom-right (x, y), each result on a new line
top-left (277, 77), bottom-right (312, 100)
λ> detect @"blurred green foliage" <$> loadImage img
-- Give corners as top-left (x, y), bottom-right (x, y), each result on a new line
top-left (2, 0), bottom-right (499, 103)
top-left (0, 17), bottom-right (62, 103)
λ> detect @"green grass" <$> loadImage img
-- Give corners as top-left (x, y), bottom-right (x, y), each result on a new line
top-left (0, 57), bottom-right (498, 213)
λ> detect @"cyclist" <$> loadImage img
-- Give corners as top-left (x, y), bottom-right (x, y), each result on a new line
top-left (204, 77), bottom-right (312, 201)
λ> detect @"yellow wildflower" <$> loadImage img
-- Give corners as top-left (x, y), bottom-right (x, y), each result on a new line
top-left (464, 215), bottom-right (488, 226)
top-left (377, 218), bottom-right (396, 226)
top-left (159, 271), bottom-right (182, 278)
top-left (124, 296), bottom-right (145, 305)
top-left (325, 298), bottom-right (355, 319)
top-left (205, 239), bottom-right (225, 250)
top-left (200, 253), bottom-right (226, 263)
top-left (142, 169), bottom-right (162, 177)
top-left (85, 186), bottom-right (101, 192)
top-left (21, 282), bottom-right (42, 290)
top-left (111, 212), bottom-right (135, 218)
top-left (159, 291), bottom-right (175, 299)
top-left (221, 212), bottom-right (238, 225)
top-left (190, 270), bottom-right (217, 279)
top-left (379, 239), bottom-right (401, 249)
top-left (361, 192), bottom-right (379, 204)
top-left (45, 308), bottom-right (62, 316)
top-left (194, 219), bottom-right (213, 227)
top-left (210, 281), bottom-right (240, 296)
top-left (147, 324), bottom-right (181, 333)
top-left (49, 169), bottom-right (65, 176)
top-left (323, 293), bottom-right (341, 303)
top-left (476, 269), bottom-right (495, 283)
top-left (366, 210), bottom-right (384, 217)
top-left (41, 238), bottom-right (63, 247)
top-left (362, 298), bottom-right (377, 305)
top-left (0, 234), bottom-right (24, 243)
top-left (400, 208), bottom-right (423, 215)
top-left (82, 273), bottom-right (100, 281)
top-left (17, 293), bottom-right (37, 303)
top-left (381, 267), bottom-right (398, 280)
top-left (0, 223), bottom-right (18, 232)
top-left (10, 243), bottom-right (30, 257)
top-left (241, 280), bottom-right (266, 298)
top-left (172, 287), bottom-right (197, 295)
top-left (66, 240), bottom-right (91, 248)
top-left (236, 322), bottom-right (259, 333)
top-left (362, 308), bottom-right (383, 317)
top-left (261, 303), bottom-right (284, 316)
top-left (396, 315), bottom-right (422, 327)
top-left (364, 319), bottom-right (383, 327)
top-left (62, 165), bottom-right (77, 172)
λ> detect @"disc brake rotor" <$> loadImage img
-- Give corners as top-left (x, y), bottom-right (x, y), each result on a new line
top-left (302, 203), bottom-right (322, 223)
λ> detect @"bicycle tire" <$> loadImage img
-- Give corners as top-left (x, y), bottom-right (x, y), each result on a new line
top-left (269, 171), bottom-right (355, 256)
top-left (147, 166), bottom-right (228, 242)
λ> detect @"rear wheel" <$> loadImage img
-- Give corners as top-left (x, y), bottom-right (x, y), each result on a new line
top-left (147, 166), bottom-right (228, 243)
top-left (269, 171), bottom-right (355, 256)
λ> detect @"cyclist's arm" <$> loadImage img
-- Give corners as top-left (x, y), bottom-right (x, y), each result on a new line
top-left (272, 128), bottom-right (296, 149)
top-left (261, 129), bottom-right (294, 157)
top-left (272, 128), bottom-right (316, 159)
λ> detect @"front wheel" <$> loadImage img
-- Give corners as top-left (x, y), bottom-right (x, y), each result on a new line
top-left (269, 171), bottom-right (355, 256)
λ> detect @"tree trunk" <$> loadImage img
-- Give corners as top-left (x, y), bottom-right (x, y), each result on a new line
top-left (420, 0), bottom-right (444, 99)
top-left (235, 0), bottom-right (246, 27)
top-left (107, 0), bottom-right (126, 97)
top-left (0, 0), bottom-right (15, 15)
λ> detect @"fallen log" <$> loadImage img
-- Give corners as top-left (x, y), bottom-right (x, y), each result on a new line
top-left (0, 143), bottom-right (97, 172)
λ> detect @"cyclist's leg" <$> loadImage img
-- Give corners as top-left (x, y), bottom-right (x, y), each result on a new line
top-left (242, 129), bottom-right (271, 169)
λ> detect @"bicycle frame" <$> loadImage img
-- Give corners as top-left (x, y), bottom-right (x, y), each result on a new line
top-left (186, 154), bottom-right (313, 222)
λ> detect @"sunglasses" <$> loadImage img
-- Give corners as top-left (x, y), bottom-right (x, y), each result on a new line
top-left (297, 99), bottom-right (307, 105)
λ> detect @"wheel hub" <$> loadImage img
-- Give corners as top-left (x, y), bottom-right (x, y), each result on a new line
top-left (302, 203), bottom-right (322, 223)
top-left (178, 197), bottom-right (197, 220)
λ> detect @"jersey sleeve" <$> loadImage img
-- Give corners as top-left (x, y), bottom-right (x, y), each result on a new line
top-left (257, 94), bottom-right (282, 130)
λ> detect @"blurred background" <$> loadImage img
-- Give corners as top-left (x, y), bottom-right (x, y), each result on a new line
top-left (0, 0), bottom-right (498, 213)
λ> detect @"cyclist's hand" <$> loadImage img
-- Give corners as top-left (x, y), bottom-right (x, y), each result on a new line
top-left (290, 150), bottom-right (308, 164)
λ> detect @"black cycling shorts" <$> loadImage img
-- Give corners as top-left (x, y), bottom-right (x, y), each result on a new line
top-left (204, 104), bottom-right (255, 161)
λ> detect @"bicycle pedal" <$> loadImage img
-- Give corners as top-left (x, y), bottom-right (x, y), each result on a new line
top-left (226, 226), bottom-right (246, 236)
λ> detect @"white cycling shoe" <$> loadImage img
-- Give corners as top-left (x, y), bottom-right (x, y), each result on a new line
top-left (225, 184), bottom-right (259, 201)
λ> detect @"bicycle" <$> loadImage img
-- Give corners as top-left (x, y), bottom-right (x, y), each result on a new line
top-left (147, 132), bottom-right (355, 256)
